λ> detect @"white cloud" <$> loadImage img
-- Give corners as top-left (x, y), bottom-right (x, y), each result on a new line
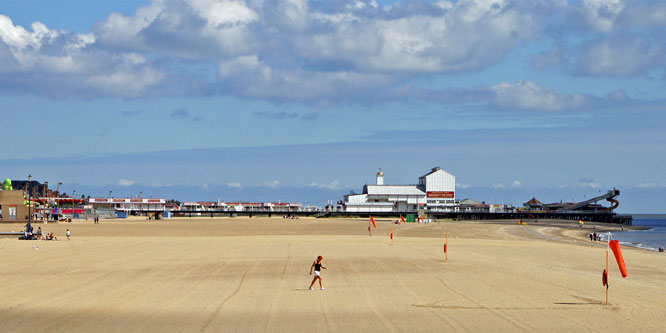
top-left (0, 14), bottom-right (164, 97)
top-left (118, 178), bottom-right (135, 186)
top-left (309, 180), bottom-right (342, 190)
top-left (577, 178), bottom-right (601, 188)
top-left (491, 183), bottom-right (505, 189)
top-left (580, 0), bottom-right (625, 32)
top-left (262, 180), bottom-right (280, 189)
top-left (635, 183), bottom-right (658, 189)
top-left (490, 81), bottom-right (591, 111)
top-left (1, 0), bottom-right (664, 104)
top-left (511, 180), bottom-right (522, 188)
top-left (456, 183), bottom-right (470, 189)
top-left (226, 182), bottom-right (242, 189)
top-left (201, 183), bottom-right (209, 189)
top-left (576, 36), bottom-right (665, 77)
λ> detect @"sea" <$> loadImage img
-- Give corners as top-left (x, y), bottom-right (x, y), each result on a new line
top-left (605, 215), bottom-right (666, 251)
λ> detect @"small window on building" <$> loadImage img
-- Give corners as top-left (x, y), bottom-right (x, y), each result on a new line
top-left (9, 205), bottom-right (17, 220)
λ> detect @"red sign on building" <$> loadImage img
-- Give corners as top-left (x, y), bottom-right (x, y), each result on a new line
top-left (427, 191), bottom-right (455, 198)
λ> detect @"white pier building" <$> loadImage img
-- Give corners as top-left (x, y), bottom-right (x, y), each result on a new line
top-left (343, 167), bottom-right (456, 213)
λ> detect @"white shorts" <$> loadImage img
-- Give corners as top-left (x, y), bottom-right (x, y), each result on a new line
top-left (314, 271), bottom-right (321, 277)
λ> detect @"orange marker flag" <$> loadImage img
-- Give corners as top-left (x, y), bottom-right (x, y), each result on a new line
top-left (609, 240), bottom-right (628, 278)
top-left (400, 215), bottom-right (406, 224)
top-left (370, 216), bottom-right (377, 228)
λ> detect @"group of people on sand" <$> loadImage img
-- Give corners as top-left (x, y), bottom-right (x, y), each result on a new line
top-left (33, 227), bottom-right (70, 241)
top-left (282, 215), bottom-right (299, 219)
top-left (588, 232), bottom-right (605, 241)
top-left (39, 232), bottom-right (58, 241)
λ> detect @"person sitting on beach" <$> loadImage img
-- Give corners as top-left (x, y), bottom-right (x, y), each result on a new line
top-left (660, 245), bottom-right (664, 253)
top-left (309, 255), bottom-right (327, 290)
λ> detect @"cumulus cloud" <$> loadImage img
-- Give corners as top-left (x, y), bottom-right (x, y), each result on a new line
top-left (575, 35), bottom-right (665, 77)
top-left (262, 180), bottom-right (280, 188)
top-left (226, 182), bottom-right (242, 189)
top-left (310, 180), bottom-right (342, 190)
top-left (490, 80), bottom-right (592, 111)
top-left (0, 14), bottom-right (164, 98)
top-left (635, 183), bottom-right (659, 189)
top-left (1, 0), bottom-right (664, 104)
top-left (511, 180), bottom-right (522, 188)
top-left (580, 0), bottom-right (625, 32)
top-left (118, 178), bottom-right (135, 186)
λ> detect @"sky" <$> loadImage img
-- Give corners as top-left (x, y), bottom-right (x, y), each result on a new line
top-left (1, 0), bottom-right (665, 212)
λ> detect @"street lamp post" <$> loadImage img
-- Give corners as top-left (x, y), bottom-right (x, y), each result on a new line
top-left (27, 174), bottom-right (32, 239)
top-left (56, 182), bottom-right (62, 221)
top-left (43, 181), bottom-right (48, 221)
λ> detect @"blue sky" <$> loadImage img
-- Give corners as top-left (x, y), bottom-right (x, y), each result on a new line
top-left (1, 0), bottom-right (665, 212)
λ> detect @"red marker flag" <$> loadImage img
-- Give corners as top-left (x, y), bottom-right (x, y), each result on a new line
top-left (602, 269), bottom-right (608, 287)
top-left (608, 240), bottom-right (628, 278)
top-left (390, 232), bottom-right (393, 240)
top-left (444, 243), bottom-right (447, 253)
top-left (400, 215), bottom-right (406, 224)
top-left (370, 216), bottom-right (377, 228)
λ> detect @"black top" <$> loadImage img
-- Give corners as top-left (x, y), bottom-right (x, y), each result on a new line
top-left (314, 263), bottom-right (322, 271)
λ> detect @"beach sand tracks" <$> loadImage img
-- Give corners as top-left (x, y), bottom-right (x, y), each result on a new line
top-left (201, 260), bottom-right (258, 332)
top-left (360, 246), bottom-right (466, 330)
top-left (263, 242), bottom-right (293, 330)
top-left (344, 259), bottom-right (399, 332)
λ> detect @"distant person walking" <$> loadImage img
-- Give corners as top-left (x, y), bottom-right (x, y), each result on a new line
top-left (309, 256), bottom-right (327, 290)
top-left (66, 229), bottom-right (70, 240)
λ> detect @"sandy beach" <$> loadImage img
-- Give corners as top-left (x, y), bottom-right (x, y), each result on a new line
top-left (0, 217), bottom-right (664, 332)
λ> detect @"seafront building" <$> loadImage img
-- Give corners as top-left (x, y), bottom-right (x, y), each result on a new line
top-left (343, 167), bottom-right (457, 213)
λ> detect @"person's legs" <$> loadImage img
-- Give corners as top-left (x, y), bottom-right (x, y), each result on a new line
top-left (310, 276), bottom-right (317, 288)
top-left (318, 277), bottom-right (323, 288)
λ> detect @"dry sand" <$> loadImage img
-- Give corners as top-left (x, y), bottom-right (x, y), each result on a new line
top-left (0, 217), bottom-right (665, 332)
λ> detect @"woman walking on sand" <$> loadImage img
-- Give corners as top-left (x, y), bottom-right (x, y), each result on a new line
top-left (309, 256), bottom-right (327, 290)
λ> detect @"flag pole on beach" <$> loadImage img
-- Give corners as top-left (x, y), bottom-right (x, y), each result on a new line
top-left (604, 231), bottom-right (629, 305)
top-left (444, 232), bottom-right (449, 262)
top-left (368, 216), bottom-right (377, 237)
top-left (605, 247), bottom-right (609, 305)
